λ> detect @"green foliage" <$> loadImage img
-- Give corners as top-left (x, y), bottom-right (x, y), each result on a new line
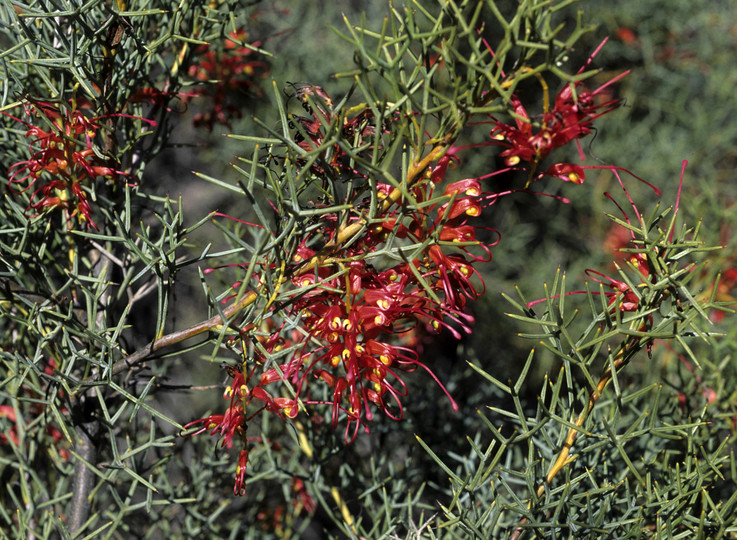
top-left (0, 0), bottom-right (734, 539)
top-left (429, 189), bottom-right (733, 537)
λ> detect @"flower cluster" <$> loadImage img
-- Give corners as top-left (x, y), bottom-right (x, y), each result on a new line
top-left (255, 477), bottom-right (316, 535)
top-left (187, 28), bottom-right (270, 129)
top-left (184, 44), bottom-right (629, 494)
top-left (6, 98), bottom-right (137, 229)
top-left (181, 359), bottom-right (297, 495)
top-left (489, 39), bottom-right (629, 184)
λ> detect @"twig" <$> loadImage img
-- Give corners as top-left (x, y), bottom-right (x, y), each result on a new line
top-left (78, 290), bottom-right (259, 386)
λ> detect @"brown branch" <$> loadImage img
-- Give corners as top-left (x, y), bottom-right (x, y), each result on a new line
top-left (68, 422), bottom-right (98, 535)
top-left (78, 290), bottom-right (258, 386)
top-left (68, 15), bottom-right (127, 533)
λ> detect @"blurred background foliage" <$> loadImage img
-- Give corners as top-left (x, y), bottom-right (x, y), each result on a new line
top-left (2, 0), bottom-right (737, 537)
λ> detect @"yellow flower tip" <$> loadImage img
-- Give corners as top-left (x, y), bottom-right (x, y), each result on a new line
top-left (506, 155), bottom-right (520, 166)
top-left (465, 207), bottom-right (480, 217)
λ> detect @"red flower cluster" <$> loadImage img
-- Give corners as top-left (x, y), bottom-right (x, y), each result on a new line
top-left (184, 41), bottom-right (628, 494)
top-left (187, 28), bottom-right (270, 129)
top-left (181, 359), bottom-right (298, 495)
top-left (255, 477), bottom-right (316, 534)
top-left (7, 98), bottom-right (137, 229)
top-left (185, 132), bottom-right (495, 491)
top-left (488, 39), bottom-right (629, 184)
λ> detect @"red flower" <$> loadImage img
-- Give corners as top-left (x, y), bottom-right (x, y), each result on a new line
top-left (291, 478), bottom-right (316, 515)
top-left (0, 405), bottom-right (19, 446)
top-left (616, 27), bottom-right (639, 46)
top-left (710, 267), bottom-right (737, 323)
top-left (585, 269), bottom-right (645, 313)
top-left (427, 245), bottom-right (485, 311)
top-left (544, 163), bottom-right (585, 184)
top-left (234, 450), bottom-right (249, 496)
top-left (126, 87), bottom-right (196, 112)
